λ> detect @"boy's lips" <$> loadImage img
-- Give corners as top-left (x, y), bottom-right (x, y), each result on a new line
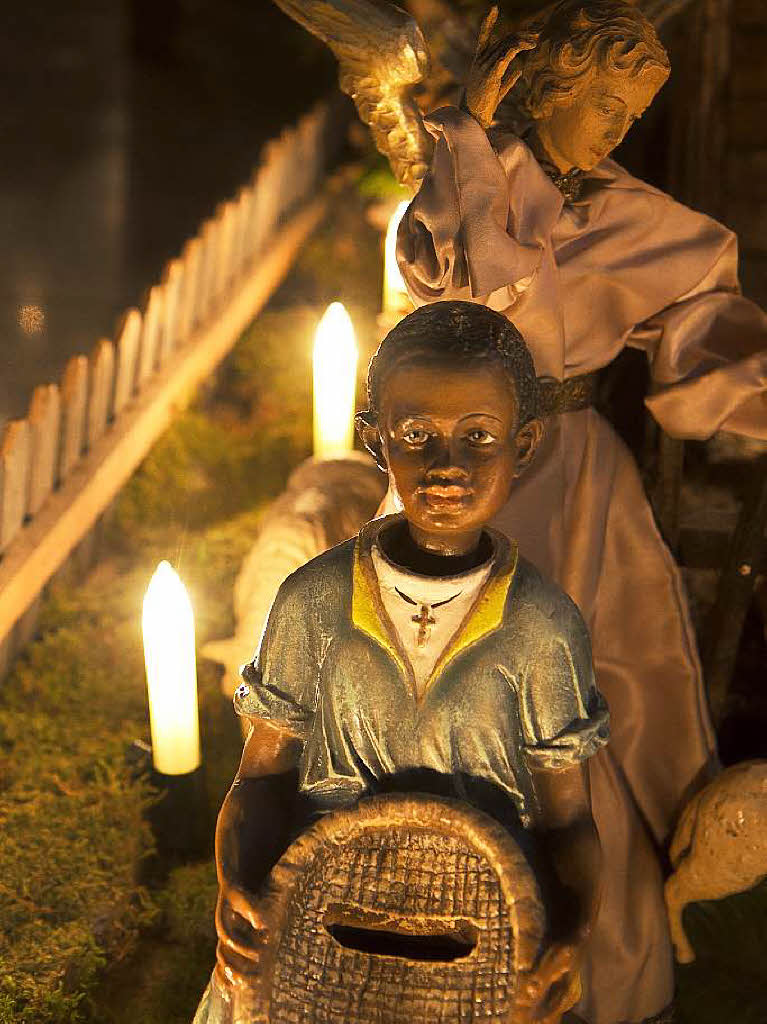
top-left (418, 485), bottom-right (473, 501)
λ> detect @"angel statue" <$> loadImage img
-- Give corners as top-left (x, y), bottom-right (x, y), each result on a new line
top-left (270, 2), bottom-right (767, 1023)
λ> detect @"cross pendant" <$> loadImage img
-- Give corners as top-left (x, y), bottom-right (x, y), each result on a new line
top-left (412, 605), bottom-right (436, 647)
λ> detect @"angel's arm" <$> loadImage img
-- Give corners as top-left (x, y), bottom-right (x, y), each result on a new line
top-left (396, 105), bottom-right (558, 306)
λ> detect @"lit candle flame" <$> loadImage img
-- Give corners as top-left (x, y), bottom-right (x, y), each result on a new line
top-left (313, 302), bottom-right (358, 459)
top-left (142, 561), bottom-right (200, 776)
top-left (383, 199), bottom-right (412, 318)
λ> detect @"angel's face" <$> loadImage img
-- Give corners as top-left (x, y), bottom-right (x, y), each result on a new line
top-left (535, 65), bottom-right (668, 173)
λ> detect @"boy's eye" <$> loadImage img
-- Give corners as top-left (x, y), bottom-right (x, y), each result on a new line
top-left (466, 429), bottom-right (494, 445)
top-left (403, 428), bottom-right (430, 446)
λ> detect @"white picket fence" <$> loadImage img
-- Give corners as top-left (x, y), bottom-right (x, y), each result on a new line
top-left (0, 99), bottom-right (346, 680)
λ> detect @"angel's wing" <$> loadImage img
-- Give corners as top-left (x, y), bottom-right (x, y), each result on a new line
top-left (273, 0), bottom-right (434, 191)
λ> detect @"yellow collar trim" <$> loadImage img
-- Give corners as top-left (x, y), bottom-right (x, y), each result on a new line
top-left (351, 516), bottom-right (518, 693)
top-left (352, 522), bottom-right (409, 681)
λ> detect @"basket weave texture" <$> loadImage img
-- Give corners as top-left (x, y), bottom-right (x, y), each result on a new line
top-left (264, 795), bottom-right (544, 1024)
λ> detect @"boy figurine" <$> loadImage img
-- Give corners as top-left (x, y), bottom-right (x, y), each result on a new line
top-left (213, 300), bottom-right (609, 1018)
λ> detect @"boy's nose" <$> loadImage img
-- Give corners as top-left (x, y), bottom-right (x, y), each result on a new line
top-left (425, 446), bottom-right (470, 480)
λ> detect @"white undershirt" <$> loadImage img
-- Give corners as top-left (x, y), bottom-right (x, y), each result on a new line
top-left (371, 541), bottom-right (493, 699)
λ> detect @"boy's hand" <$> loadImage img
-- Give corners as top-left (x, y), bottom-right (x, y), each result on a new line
top-left (518, 941), bottom-right (582, 1022)
top-left (464, 6), bottom-right (538, 129)
top-left (216, 883), bottom-right (269, 960)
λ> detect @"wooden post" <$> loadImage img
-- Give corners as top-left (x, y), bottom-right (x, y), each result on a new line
top-left (704, 457), bottom-right (767, 723)
top-left (160, 259), bottom-right (184, 365)
top-left (113, 309), bottom-right (143, 416)
top-left (232, 185), bottom-right (253, 281)
top-left (179, 237), bottom-right (204, 342)
top-left (59, 355), bottom-right (89, 482)
top-left (0, 420), bottom-right (31, 554)
top-left (17, 383), bottom-right (58, 652)
top-left (87, 339), bottom-right (115, 448)
top-left (215, 200), bottom-right (238, 302)
top-left (27, 384), bottom-right (61, 517)
top-left (251, 146), bottom-right (280, 258)
top-left (199, 217), bottom-right (219, 322)
top-left (669, 0), bottom-right (733, 218)
top-left (137, 285), bottom-right (164, 391)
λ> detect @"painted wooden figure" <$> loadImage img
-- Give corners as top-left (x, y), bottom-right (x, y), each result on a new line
top-left (197, 302), bottom-right (610, 1024)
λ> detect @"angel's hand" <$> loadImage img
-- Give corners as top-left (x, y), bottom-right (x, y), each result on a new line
top-left (463, 5), bottom-right (538, 129)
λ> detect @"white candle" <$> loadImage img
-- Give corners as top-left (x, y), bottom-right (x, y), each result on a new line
top-left (382, 199), bottom-right (412, 318)
top-left (142, 561), bottom-right (201, 776)
top-left (313, 302), bottom-right (358, 459)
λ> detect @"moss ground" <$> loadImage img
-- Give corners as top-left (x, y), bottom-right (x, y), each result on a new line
top-left (1, 166), bottom-right (766, 1023)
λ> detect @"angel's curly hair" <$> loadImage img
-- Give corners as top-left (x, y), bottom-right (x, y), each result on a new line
top-left (514, 0), bottom-right (669, 121)
top-left (364, 300), bottom-right (539, 428)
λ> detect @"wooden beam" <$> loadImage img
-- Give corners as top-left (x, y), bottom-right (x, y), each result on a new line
top-left (0, 195), bottom-right (328, 645)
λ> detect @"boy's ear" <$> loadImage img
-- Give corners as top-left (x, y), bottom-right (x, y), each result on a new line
top-left (514, 417), bottom-right (544, 475)
top-left (355, 411), bottom-right (387, 473)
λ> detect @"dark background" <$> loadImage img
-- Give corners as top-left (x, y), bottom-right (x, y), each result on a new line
top-left (0, 0), bottom-right (335, 425)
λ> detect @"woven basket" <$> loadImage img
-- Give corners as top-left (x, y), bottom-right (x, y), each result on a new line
top-left (256, 793), bottom-right (545, 1024)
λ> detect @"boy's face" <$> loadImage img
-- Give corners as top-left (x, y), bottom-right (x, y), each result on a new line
top-left (374, 358), bottom-right (542, 555)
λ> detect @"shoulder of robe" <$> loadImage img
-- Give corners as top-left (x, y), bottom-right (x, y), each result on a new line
top-left (590, 158), bottom-right (735, 249)
top-left (507, 555), bottom-right (589, 646)
top-left (270, 536), bottom-right (356, 624)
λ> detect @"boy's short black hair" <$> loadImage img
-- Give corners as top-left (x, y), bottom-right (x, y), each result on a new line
top-left (366, 301), bottom-right (539, 427)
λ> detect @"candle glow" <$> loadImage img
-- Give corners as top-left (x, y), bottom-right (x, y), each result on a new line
top-left (382, 199), bottom-right (412, 318)
top-left (312, 302), bottom-right (358, 458)
top-left (142, 560), bottom-right (201, 776)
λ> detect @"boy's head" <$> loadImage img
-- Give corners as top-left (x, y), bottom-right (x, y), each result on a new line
top-left (357, 301), bottom-right (543, 552)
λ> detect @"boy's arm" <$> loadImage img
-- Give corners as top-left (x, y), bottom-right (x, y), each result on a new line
top-left (529, 760), bottom-right (601, 942)
top-left (216, 718), bottom-right (302, 898)
top-left (214, 718), bottom-right (304, 975)
top-left (522, 589), bottom-right (607, 943)
top-left (214, 568), bottom-right (321, 968)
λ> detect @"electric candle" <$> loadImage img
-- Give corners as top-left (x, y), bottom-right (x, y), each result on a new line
top-left (142, 560), bottom-right (201, 776)
top-left (382, 199), bottom-right (412, 320)
top-left (312, 302), bottom-right (358, 458)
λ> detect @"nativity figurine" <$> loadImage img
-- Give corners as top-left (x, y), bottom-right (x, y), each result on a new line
top-left (195, 300), bottom-right (611, 1024)
top-left (393, 5), bottom-right (767, 1020)
top-left (243, 0), bottom-right (767, 1018)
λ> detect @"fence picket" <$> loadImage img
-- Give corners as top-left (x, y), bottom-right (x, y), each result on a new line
top-left (199, 218), bottom-right (219, 322)
top-left (302, 107), bottom-right (324, 196)
top-left (160, 259), bottom-right (184, 365)
top-left (232, 186), bottom-right (252, 280)
top-left (0, 420), bottom-right (31, 554)
top-left (59, 356), bottom-right (88, 481)
top-left (137, 285), bottom-right (164, 391)
top-left (250, 151), bottom-right (276, 259)
top-left (87, 339), bottom-right (115, 447)
top-left (276, 129), bottom-right (295, 219)
top-left (113, 309), bottom-right (142, 416)
top-left (214, 201), bottom-right (237, 302)
top-left (293, 120), bottom-right (312, 210)
top-left (179, 237), bottom-right (203, 341)
top-left (27, 384), bottom-right (61, 517)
